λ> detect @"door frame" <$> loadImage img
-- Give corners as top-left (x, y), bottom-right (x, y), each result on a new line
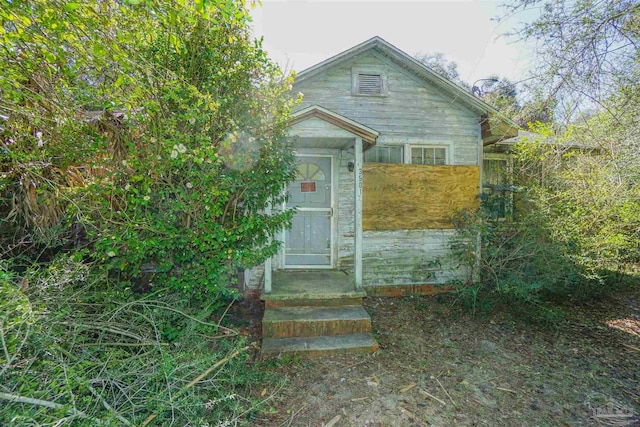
top-left (282, 153), bottom-right (337, 269)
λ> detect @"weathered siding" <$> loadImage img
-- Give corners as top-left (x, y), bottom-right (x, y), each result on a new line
top-left (244, 263), bottom-right (264, 291)
top-left (248, 46), bottom-right (484, 293)
top-left (288, 117), bottom-right (355, 139)
top-left (337, 149), bottom-right (354, 271)
top-left (293, 52), bottom-right (481, 165)
top-left (362, 229), bottom-right (467, 286)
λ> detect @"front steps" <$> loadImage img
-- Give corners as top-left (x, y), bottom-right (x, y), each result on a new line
top-left (261, 333), bottom-right (378, 356)
top-left (261, 294), bottom-right (378, 356)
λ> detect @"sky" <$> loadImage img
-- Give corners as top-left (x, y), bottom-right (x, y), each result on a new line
top-left (250, 0), bottom-right (537, 85)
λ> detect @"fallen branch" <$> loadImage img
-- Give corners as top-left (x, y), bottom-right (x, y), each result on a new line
top-left (78, 341), bottom-right (168, 347)
top-left (419, 389), bottom-right (446, 406)
top-left (399, 382), bottom-right (417, 394)
top-left (496, 386), bottom-right (517, 394)
top-left (0, 391), bottom-right (91, 420)
top-left (87, 384), bottom-right (134, 426)
top-left (622, 343), bottom-right (640, 352)
top-left (111, 301), bottom-right (238, 336)
top-left (141, 346), bottom-right (249, 427)
top-left (55, 321), bottom-right (144, 342)
top-left (323, 414), bottom-right (341, 427)
top-left (398, 405), bottom-right (427, 427)
top-left (435, 377), bottom-right (456, 406)
top-left (283, 404), bottom-right (307, 427)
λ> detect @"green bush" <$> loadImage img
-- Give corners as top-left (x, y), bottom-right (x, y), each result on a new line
top-left (0, 2), bottom-right (293, 424)
top-left (0, 0), bottom-right (297, 301)
top-left (449, 124), bottom-right (640, 321)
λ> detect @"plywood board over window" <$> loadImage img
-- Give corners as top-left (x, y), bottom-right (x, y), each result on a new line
top-left (363, 163), bottom-right (480, 230)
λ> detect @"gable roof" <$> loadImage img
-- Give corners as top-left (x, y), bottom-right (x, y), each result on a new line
top-left (289, 105), bottom-right (379, 149)
top-left (295, 36), bottom-right (519, 144)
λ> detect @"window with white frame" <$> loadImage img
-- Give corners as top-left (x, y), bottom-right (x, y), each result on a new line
top-left (364, 145), bottom-right (403, 163)
top-left (410, 146), bottom-right (448, 165)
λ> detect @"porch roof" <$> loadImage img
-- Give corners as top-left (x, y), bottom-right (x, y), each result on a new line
top-left (288, 105), bottom-right (379, 149)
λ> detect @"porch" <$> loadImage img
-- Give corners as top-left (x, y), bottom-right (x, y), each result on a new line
top-left (258, 105), bottom-right (380, 356)
top-left (264, 270), bottom-right (365, 301)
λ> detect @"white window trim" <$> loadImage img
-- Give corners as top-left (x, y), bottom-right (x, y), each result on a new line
top-left (351, 67), bottom-right (388, 97)
top-left (404, 143), bottom-right (453, 165)
top-left (364, 144), bottom-right (404, 163)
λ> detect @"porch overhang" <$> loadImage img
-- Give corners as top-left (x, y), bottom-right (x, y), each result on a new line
top-left (481, 114), bottom-right (520, 146)
top-left (288, 105), bottom-right (379, 149)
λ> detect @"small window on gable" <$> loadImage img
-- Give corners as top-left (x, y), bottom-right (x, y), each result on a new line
top-left (365, 145), bottom-right (403, 163)
top-left (411, 146), bottom-right (448, 165)
top-left (352, 68), bottom-right (387, 96)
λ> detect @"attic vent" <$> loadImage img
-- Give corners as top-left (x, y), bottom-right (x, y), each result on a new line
top-left (357, 73), bottom-right (383, 95)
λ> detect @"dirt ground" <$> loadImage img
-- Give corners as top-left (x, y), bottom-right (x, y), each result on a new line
top-left (249, 287), bottom-right (640, 427)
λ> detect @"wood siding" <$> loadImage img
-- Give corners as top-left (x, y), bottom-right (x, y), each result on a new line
top-left (293, 51), bottom-right (481, 165)
top-left (337, 149), bottom-right (355, 271)
top-left (362, 229), bottom-right (468, 286)
top-left (363, 163), bottom-right (480, 230)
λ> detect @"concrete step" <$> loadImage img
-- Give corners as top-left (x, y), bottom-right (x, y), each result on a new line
top-left (265, 296), bottom-right (363, 308)
top-left (263, 306), bottom-right (372, 338)
top-left (261, 333), bottom-right (379, 356)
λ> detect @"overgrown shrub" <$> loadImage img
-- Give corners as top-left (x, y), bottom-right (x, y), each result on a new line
top-left (0, 2), bottom-right (294, 424)
top-left (0, 257), bottom-right (276, 426)
top-left (0, 0), bottom-right (296, 301)
top-left (450, 124), bottom-right (640, 321)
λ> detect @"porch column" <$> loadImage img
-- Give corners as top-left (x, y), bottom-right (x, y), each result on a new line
top-left (264, 198), bottom-right (272, 294)
top-left (354, 137), bottom-right (363, 290)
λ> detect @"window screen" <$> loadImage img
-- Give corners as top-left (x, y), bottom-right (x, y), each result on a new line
top-left (364, 145), bottom-right (403, 163)
top-left (411, 147), bottom-right (447, 165)
top-left (483, 159), bottom-right (508, 187)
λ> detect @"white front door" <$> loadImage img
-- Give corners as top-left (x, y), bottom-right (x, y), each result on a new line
top-left (284, 155), bottom-right (333, 268)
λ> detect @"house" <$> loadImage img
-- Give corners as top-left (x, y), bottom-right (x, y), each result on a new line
top-left (249, 37), bottom-right (518, 355)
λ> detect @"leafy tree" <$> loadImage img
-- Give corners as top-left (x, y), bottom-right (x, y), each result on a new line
top-left (0, 0), bottom-right (297, 300)
top-left (479, 75), bottom-right (554, 126)
top-left (502, 0), bottom-right (640, 121)
top-left (414, 52), bottom-right (470, 89)
top-left (413, 53), bottom-right (552, 126)
top-left (449, 1), bottom-right (640, 317)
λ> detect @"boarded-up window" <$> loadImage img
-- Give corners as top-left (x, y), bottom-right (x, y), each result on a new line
top-left (357, 73), bottom-right (383, 95)
top-left (365, 145), bottom-right (403, 164)
top-left (363, 163), bottom-right (480, 230)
